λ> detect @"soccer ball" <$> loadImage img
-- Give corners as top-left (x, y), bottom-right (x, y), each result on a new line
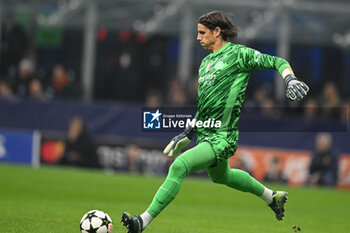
top-left (80, 209), bottom-right (113, 233)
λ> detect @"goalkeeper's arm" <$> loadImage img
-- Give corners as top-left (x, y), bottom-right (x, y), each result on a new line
top-left (241, 47), bottom-right (309, 101)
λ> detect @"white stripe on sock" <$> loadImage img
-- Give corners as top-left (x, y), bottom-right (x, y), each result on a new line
top-left (140, 211), bottom-right (154, 230)
top-left (260, 187), bottom-right (273, 205)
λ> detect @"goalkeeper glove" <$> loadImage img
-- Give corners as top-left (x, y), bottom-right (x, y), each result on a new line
top-left (163, 126), bottom-right (195, 158)
top-left (284, 74), bottom-right (309, 101)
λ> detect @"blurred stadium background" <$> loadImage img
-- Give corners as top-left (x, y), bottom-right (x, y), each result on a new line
top-left (0, 0), bottom-right (350, 232)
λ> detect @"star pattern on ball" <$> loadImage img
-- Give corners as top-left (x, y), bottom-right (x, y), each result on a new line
top-left (80, 210), bottom-right (113, 233)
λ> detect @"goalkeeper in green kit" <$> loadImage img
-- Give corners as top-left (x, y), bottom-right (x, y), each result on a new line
top-left (122, 11), bottom-right (309, 232)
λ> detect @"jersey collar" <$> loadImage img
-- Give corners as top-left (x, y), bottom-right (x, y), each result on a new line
top-left (210, 42), bottom-right (231, 57)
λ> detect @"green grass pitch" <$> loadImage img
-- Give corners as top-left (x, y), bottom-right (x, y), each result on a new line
top-left (1, 164), bottom-right (349, 233)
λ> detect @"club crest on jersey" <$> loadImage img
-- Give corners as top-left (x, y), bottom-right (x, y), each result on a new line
top-left (206, 62), bottom-right (212, 72)
top-left (214, 59), bottom-right (224, 70)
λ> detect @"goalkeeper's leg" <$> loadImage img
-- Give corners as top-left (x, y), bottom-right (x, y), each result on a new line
top-left (207, 159), bottom-right (288, 220)
top-left (122, 142), bottom-right (216, 232)
top-left (207, 159), bottom-right (265, 195)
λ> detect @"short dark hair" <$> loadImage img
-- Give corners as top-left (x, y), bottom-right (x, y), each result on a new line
top-left (198, 11), bottom-right (237, 41)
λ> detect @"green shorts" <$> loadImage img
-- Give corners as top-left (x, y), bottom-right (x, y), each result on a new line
top-left (197, 133), bottom-right (238, 162)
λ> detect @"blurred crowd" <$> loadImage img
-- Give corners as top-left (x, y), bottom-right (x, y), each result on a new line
top-left (231, 132), bottom-right (339, 187)
top-left (0, 12), bottom-right (79, 101)
top-left (1, 13), bottom-right (348, 125)
top-left (1, 55), bottom-right (348, 125)
top-left (145, 77), bottom-right (349, 124)
top-left (0, 59), bottom-right (80, 101)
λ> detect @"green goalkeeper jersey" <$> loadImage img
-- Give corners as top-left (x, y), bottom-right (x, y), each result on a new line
top-left (196, 42), bottom-right (290, 148)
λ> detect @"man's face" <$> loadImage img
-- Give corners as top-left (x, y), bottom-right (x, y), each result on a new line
top-left (197, 24), bottom-right (217, 51)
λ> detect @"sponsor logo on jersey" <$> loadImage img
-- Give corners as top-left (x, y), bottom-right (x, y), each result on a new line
top-left (198, 74), bottom-right (216, 85)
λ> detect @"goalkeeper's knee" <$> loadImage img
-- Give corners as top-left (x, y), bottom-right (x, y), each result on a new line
top-left (168, 157), bottom-right (190, 179)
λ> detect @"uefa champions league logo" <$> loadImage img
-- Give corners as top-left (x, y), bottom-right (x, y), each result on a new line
top-left (143, 109), bottom-right (162, 129)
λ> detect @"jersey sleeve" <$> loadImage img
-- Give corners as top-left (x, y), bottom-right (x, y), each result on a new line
top-left (237, 46), bottom-right (291, 75)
